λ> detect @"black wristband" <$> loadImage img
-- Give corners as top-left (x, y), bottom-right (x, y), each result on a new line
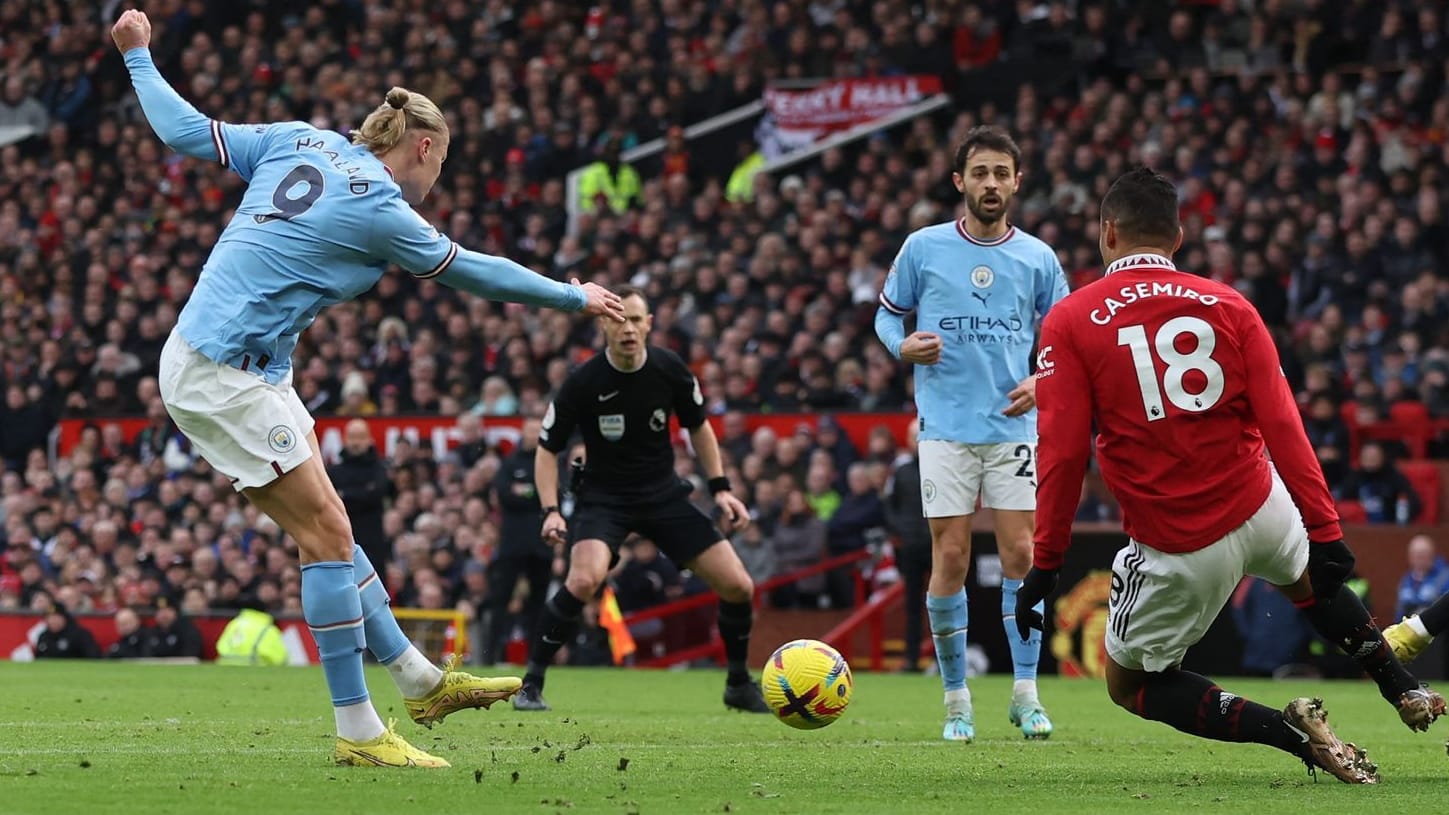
top-left (541, 506), bottom-right (560, 519)
top-left (707, 477), bottom-right (732, 495)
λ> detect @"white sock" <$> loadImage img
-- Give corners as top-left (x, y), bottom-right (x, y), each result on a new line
top-left (386, 645), bottom-right (446, 698)
top-left (1407, 614), bottom-right (1431, 640)
top-left (944, 687), bottom-right (972, 714)
top-left (1012, 679), bottom-right (1039, 706)
top-left (335, 701), bottom-right (386, 742)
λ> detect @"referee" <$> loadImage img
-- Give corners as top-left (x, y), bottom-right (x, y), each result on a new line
top-left (514, 285), bottom-right (769, 714)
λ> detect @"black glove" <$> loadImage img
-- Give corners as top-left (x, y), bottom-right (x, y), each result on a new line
top-left (1015, 566), bottom-right (1060, 642)
top-left (1307, 539), bottom-right (1356, 599)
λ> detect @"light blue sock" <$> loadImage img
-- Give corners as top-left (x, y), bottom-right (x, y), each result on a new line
top-left (352, 544), bottom-right (411, 665)
top-left (1001, 577), bottom-right (1042, 681)
top-left (926, 589), bottom-right (968, 692)
top-left (301, 561), bottom-right (369, 706)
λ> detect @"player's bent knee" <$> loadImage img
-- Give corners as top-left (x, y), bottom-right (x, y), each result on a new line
top-left (564, 571), bottom-right (603, 602)
top-left (719, 574), bottom-right (753, 604)
top-left (1106, 674), bottom-right (1148, 715)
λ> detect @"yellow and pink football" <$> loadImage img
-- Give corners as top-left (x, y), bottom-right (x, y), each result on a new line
top-left (761, 639), bottom-right (853, 730)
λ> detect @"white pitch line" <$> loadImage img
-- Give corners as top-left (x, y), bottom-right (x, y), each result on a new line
top-left (3, 740), bottom-right (952, 756)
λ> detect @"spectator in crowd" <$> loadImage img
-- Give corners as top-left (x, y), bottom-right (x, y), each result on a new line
top-left (613, 538), bottom-right (684, 618)
top-left (576, 135), bottom-right (641, 215)
top-left (134, 397), bottom-right (193, 473)
top-left (151, 597), bottom-right (203, 659)
top-left (1230, 577), bottom-right (1312, 678)
top-left (1340, 441), bottom-right (1423, 524)
top-left (1304, 393), bottom-right (1355, 494)
top-left (770, 489), bottom-right (828, 609)
top-left (482, 416), bottom-right (554, 665)
top-left (34, 602), bottom-right (101, 659)
top-left (326, 419), bottom-right (393, 570)
top-left (804, 463), bottom-right (842, 522)
top-left (731, 522), bottom-right (777, 587)
top-left (809, 416), bottom-right (861, 484)
top-left (1396, 534), bottom-right (1449, 623)
top-left (0, 75), bottom-right (50, 140)
top-left (824, 461), bottom-right (886, 608)
top-left (1, 384), bottom-right (51, 473)
top-left (883, 423), bottom-right (930, 672)
top-left (106, 606), bottom-right (156, 659)
top-left (215, 598), bottom-right (288, 667)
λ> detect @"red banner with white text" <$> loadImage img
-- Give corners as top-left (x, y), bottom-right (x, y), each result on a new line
top-left (757, 76), bottom-right (944, 159)
top-left (55, 413), bottom-right (916, 464)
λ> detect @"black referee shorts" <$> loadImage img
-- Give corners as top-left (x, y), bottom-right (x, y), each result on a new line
top-left (569, 491), bottom-right (725, 568)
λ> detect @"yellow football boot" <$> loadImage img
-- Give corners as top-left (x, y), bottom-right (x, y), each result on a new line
top-left (334, 719), bottom-right (450, 768)
top-left (405, 654), bottom-right (523, 728)
top-left (1383, 616), bottom-right (1433, 664)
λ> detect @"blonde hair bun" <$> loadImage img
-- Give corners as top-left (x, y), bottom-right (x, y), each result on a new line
top-left (354, 87), bottom-right (446, 153)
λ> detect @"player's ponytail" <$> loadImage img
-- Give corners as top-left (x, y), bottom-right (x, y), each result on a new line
top-left (353, 86), bottom-right (448, 155)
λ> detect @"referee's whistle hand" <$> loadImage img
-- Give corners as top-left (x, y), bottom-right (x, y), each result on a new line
top-left (716, 493), bottom-right (750, 532)
top-left (575, 279), bottom-right (625, 322)
top-left (899, 332), bottom-right (942, 365)
top-left (542, 514), bottom-right (569, 544)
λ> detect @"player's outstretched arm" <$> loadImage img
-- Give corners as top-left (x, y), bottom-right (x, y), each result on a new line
top-left (437, 251), bottom-right (622, 319)
top-left (435, 248), bottom-right (586, 312)
top-left (372, 197), bottom-right (622, 319)
top-left (113, 11), bottom-right (226, 165)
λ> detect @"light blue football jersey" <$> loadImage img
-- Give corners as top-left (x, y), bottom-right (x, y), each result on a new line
top-left (174, 121), bottom-right (423, 383)
top-left (876, 219), bottom-right (1069, 444)
top-left (124, 49), bottom-right (583, 386)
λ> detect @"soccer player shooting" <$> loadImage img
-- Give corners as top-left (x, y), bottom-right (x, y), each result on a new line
top-left (875, 126), bottom-right (1070, 742)
top-left (113, 10), bottom-right (622, 768)
top-left (1017, 166), bottom-right (1445, 784)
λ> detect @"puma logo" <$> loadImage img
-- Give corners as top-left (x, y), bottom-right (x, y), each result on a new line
top-left (972, 292), bottom-right (991, 306)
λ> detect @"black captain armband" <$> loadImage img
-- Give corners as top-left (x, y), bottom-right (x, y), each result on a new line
top-left (708, 477), bottom-right (732, 495)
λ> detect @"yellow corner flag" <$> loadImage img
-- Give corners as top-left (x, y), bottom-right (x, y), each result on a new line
top-left (599, 586), bottom-right (637, 665)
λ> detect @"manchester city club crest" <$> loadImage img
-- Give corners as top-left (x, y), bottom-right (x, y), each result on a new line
top-left (922, 478), bottom-right (937, 504)
top-left (970, 265), bottom-right (994, 289)
top-left (267, 425), bottom-right (295, 454)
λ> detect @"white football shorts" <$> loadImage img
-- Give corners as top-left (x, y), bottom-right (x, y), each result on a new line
top-left (1104, 471), bottom-right (1309, 673)
top-left (158, 330), bottom-right (313, 492)
top-left (917, 439), bottom-right (1037, 518)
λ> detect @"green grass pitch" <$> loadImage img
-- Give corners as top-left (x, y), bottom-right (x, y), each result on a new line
top-left (1, 662), bottom-right (1446, 814)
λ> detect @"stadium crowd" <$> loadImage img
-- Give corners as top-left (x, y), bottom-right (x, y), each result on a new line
top-left (4, 0), bottom-right (1449, 649)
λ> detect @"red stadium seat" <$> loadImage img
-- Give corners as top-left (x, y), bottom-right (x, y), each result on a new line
top-left (1397, 460), bottom-right (1441, 525)
top-left (1389, 401), bottom-right (1430, 426)
top-left (1389, 401), bottom-right (1432, 458)
top-left (1336, 500), bottom-right (1368, 524)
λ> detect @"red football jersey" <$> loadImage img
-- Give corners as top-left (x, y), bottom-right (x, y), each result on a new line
top-left (1033, 253), bottom-right (1342, 569)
